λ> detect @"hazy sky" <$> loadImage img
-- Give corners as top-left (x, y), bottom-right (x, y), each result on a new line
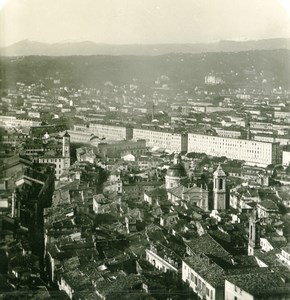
top-left (1, 0), bottom-right (290, 46)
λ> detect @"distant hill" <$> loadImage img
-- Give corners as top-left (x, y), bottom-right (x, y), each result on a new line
top-left (1, 38), bottom-right (290, 56)
top-left (1, 50), bottom-right (290, 89)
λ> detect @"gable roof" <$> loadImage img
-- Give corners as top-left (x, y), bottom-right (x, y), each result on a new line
top-left (186, 234), bottom-right (232, 266)
top-left (144, 187), bottom-right (167, 197)
top-left (184, 255), bottom-right (226, 288)
top-left (258, 200), bottom-right (279, 211)
top-left (167, 185), bottom-right (188, 198)
top-left (226, 272), bottom-right (290, 297)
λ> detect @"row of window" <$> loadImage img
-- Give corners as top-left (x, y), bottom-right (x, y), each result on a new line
top-left (189, 271), bottom-right (213, 299)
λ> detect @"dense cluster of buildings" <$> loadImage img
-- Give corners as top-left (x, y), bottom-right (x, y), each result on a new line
top-left (1, 70), bottom-right (290, 299)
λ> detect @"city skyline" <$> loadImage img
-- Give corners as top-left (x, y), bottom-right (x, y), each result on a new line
top-left (1, 0), bottom-right (290, 47)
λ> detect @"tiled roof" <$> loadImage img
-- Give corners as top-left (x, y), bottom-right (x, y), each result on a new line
top-left (281, 245), bottom-right (290, 254)
top-left (94, 273), bottom-right (143, 297)
top-left (167, 185), bottom-right (187, 198)
top-left (236, 187), bottom-right (259, 198)
top-left (254, 249), bottom-right (281, 267)
top-left (145, 187), bottom-right (167, 197)
top-left (186, 234), bottom-right (232, 266)
top-left (226, 272), bottom-right (290, 296)
top-left (184, 185), bottom-right (206, 194)
top-left (258, 200), bottom-right (279, 211)
top-left (267, 235), bottom-right (288, 249)
top-left (184, 255), bottom-right (226, 287)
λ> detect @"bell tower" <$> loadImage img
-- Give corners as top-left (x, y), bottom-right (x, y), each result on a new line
top-left (62, 131), bottom-right (70, 171)
top-left (213, 164), bottom-right (226, 210)
top-left (248, 209), bottom-right (261, 256)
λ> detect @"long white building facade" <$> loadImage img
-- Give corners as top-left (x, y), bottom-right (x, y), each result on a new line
top-left (0, 116), bottom-right (41, 128)
top-left (188, 133), bottom-right (280, 165)
top-left (132, 128), bottom-right (188, 153)
top-left (70, 123), bottom-right (281, 165)
top-left (73, 123), bottom-right (133, 141)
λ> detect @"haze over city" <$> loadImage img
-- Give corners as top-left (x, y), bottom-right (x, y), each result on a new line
top-left (1, 0), bottom-right (290, 47)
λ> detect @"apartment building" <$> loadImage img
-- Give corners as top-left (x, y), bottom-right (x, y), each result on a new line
top-left (89, 123), bottom-right (133, 141)
top-left (225, 272), bottom-right (290, 300)
top-left (182, 234), bottom-right (232, 300)
top-left (133, 127), bottom-right (188, 152)
top-left (214, 128), bottom-right (242, 139)
top-left (274, 111), bottom-right (290, 119)
top-left (254, 135), bottom-right (290, 146)
top-left (96, 139), bottom-right (147, 158)
top-left (0, 116), bottom-right (41, 128)
top-left (67, 130), bottom-right (92, 144)
top-left (74, 123), bottom-right (133, 141)
top-left (187, 133), bottom-right (280, 165)
top-left (145, 246), bottom-right (179, 275)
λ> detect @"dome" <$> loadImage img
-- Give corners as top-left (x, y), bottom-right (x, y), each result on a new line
top-left (167, 164), bottom-right (187, 178)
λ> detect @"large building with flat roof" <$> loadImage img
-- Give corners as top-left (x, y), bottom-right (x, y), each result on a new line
top-left (73, 123), bottom-right (133, 141)
top-left (133, 127), bottom-right (187, 153)
top-left (188, 133), bottom-right (280, 165)
top-left (0, 116), bottom-right (41, 128)
top-left (72, 123), bottom-right (281, 165)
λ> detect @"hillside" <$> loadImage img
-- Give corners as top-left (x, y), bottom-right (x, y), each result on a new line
top-left (1, 50), bottom-right (290, 89)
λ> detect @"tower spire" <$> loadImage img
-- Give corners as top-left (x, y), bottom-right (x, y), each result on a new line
top-left (213, 164), bottom-right (226, 210)
top-left (62, 131), bottom-right (71, 172)
top-left (248, 208), bottom-right (261, 256)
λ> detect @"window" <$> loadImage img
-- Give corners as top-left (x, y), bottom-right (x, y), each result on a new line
top-left (219, 178), bottom-right (223, 190)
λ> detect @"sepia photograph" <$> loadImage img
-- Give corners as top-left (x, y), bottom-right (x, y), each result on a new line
top-left (0, 0), bottom-right (290, 299)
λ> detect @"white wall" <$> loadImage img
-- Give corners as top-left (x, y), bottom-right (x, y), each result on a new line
top-left (282, 151), bottom-right (290, 166)
top-left (224, 280), bottom-right (253, 300)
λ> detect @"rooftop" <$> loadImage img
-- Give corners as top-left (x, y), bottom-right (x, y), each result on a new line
top-left (186, 234), bottom-right (232, 266)
top-left (226, 272), bottom-right (290, 296)
top-left (281, 245), bottom-right (290, 254)
top-left (258, 199), bottom-right (279, 211)
top-left (184, 255), bottom-right (226, 287)
top-left (144, 187), bottom-right (167, 197)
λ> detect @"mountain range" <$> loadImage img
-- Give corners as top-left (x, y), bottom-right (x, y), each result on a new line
top-left (1, 38), bottom-right (290, 56)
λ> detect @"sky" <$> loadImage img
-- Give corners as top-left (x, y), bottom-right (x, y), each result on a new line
top-left (1, 0), bottom-right (290, 46)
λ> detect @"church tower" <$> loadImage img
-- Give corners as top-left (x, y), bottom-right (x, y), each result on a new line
top-left (248, 209), bottom-right (261, 256)
top-left (213, 164), bottom-right (226, 210)
top-left (62, 131), bottom-right (71, 171)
